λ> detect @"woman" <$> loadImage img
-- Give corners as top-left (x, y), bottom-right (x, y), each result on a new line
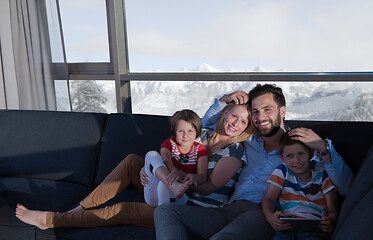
top-left (15, 103), bottom-right (254, 230)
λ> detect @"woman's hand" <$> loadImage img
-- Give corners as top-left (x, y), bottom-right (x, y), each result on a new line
top-left (139, 167), bottom-right (148, 187)
top-left (319, 212), bottom-right (337, 232)
top-left (219, 91), bottom-right (249, 105)
top-left (266, 211), bottom-right (292, 232)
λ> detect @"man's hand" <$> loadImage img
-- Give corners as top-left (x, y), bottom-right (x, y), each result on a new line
top-left (219, 91), bottom-right (248, 105)
top-left (288, 128), bottom-right (326, 153)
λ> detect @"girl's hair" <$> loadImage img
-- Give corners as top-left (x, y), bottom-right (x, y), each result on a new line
top-left (279, 132), bottom-right (313, 157)
top-left (209, 103), bottom-right (255, 152)
top-left (169, 109), bottom-right (202, 138)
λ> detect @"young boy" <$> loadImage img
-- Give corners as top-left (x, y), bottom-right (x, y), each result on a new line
top-left (262, 132), bottom-right (338, 239)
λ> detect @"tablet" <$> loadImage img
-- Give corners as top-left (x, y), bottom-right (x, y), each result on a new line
top-left (279, 218), bottom-right (322, 232)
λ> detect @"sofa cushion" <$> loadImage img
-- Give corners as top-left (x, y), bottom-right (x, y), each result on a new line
top-left (0, 177), bottom-right (93, 223)
top-left (94, 113), bottom-right (170, 185)
top-left (331, 188), bottom-right (373, 240)
top-left (0, 110), bottom-right (106, 186)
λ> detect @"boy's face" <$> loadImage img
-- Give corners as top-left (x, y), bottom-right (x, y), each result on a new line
top-left (281, 143), bottom-right (311, 176)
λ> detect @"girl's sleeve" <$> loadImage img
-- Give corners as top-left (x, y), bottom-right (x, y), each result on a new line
top-left (197, 144), bottom-right (208, 158)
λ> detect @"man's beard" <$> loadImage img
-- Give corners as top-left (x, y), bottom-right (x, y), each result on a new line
top-left (256, 113), bottom-right (282, 137)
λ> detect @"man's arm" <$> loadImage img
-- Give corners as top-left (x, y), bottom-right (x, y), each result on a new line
top-left (288, 128), bottom-right (354, 195)
top-left (322, 140), bottom-right (354, 196)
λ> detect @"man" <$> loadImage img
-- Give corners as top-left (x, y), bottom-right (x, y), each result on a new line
top-left (154, 84), bottom-right (353, 240)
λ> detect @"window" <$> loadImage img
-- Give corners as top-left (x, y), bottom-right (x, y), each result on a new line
top-left (55, 80), bottom-right (116, 113)
top-left (125, 0), bottom-right (373, 72)
top-left (131, 81), bottom-right (373, 121)
top-left (59, 0), bottom-right (110, 62)
top-left (49, 0), bottom-right (373, 121)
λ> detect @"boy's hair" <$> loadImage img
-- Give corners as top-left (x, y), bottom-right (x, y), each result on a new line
top-left (248, 84), bottom-right (286, 111)
top-left (169, 109), bottom-right (202, 138)
top-left (279, 132), bottom-right (313, 157)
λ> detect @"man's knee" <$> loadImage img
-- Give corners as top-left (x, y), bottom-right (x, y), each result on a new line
top-left (154, 203), bottom-right (179, 221)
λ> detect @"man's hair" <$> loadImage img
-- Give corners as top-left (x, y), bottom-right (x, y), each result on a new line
top-left (169, 109), bottom-right (202, 138)
top-left (279, 132), bottom-right (313, 158)
top-left (248, 84), bottom-right (286, 110)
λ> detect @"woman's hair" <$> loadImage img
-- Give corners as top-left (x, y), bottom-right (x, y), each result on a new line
top-left (169, 109), bottom-right (202, 138)
top-left (279, 132), bottom-right (313, 157)
top-left (209, 102), bottom-right (255, 152)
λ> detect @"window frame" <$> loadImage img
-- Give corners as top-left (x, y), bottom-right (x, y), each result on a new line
top-left (54, 0), bottom-right (373, 115)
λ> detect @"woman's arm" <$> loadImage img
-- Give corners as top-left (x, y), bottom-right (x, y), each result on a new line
top-left (201, 99), bottom-right (226, 129)
top-left (191, 156), bottom-right (242, 195)
top-left (184, 155), bottom-right (208, 186)
top-left (319, 189), bottom-right (338, 232)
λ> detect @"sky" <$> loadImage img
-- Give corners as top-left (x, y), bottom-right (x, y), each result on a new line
top-left (58, 0), bottom-right (373, 72)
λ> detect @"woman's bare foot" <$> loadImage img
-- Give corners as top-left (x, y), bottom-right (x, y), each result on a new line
top-left (15, 204), bottom-right (49, 230)
top-left (67, 205), bottom-right (83, 213)
top-left (169, 181), bottom-right (189, 199)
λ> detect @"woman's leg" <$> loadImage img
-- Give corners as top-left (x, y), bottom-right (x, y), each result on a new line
top-left (80, 154), bottom-right (144, 209)
top-left (16, 202), bottom-right (155, 229)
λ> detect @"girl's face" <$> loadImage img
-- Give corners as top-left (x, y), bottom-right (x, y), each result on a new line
top-left (222, 105), bottom-right (249, 138)
top-left (175, 120), bottom-right (197, 148)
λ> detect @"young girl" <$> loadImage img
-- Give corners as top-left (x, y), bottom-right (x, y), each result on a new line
top-left (144, 109), bottom-right (209, 206)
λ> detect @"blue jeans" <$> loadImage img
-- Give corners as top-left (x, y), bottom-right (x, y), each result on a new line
top-left (154, 199), bottom-right (274, 240)
top-left (272, 230), bottom-right (332, 240)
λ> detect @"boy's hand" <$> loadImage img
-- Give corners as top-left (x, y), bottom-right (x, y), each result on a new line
top-left (219, 91), bottom-right (248, 105)
top-left (266, 211), bottom-right (292, 232)
top-left (139, 167), bottom-right (149, 187)
top-left (319, 212), bottom-right (336, 232)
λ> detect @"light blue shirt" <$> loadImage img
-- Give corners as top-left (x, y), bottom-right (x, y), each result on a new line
top-left (202, 99), bottom-right (354, 204)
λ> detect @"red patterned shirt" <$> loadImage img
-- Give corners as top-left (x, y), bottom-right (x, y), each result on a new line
top-left (161, 138), bottom-right (208, 174)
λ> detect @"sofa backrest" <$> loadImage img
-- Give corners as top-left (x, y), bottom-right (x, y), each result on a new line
top-left (285, 120), bottom-right (373, 175)
top-left (94, 113), bottom-right (170, 185)
top-left (0, 110), bottom-right (107, 186)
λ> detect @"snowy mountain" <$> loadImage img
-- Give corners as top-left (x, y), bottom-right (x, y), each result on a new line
top-left (55, 64), bottom-right (373, 122)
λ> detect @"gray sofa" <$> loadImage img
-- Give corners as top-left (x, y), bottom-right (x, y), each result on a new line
top-left (0, 110), bottom-right (372, 240)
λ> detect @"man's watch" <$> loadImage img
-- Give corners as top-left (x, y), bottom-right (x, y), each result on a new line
top-left (317, 140), bottom-right (331, 159)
